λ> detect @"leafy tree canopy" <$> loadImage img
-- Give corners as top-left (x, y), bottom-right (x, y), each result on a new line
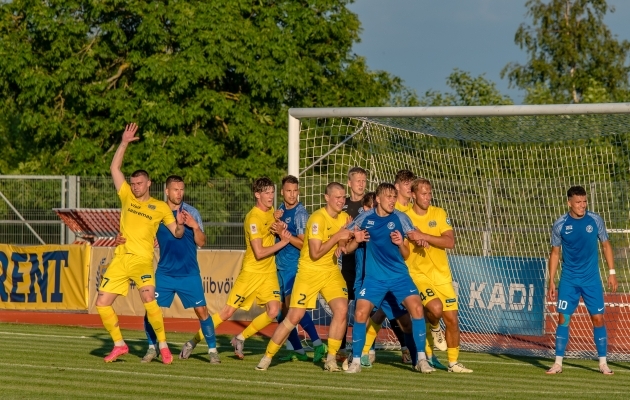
top-left (420, 69), bottom-right (513, 106)
top-left (0, 0), bottom-right (415, 181)
top-left (502, 0), bottom-right (630, 104)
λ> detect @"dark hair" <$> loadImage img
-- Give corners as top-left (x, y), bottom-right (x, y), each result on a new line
top-left (395, 169), bottom-right (415, 184)
top-left (348, 166), bottom-right (368, 180)
top-left (411, 177), bottom-right (432, 192)
top-left (253, 177), bottom-right (274, 194)
top-left (326, 182), bottom-right (345, 195)
top-left (567, 186), bottom-right (587, 198)
top-left (165, 175), bottom-right (184, 187)
top-left (363, 192), bottom-right (377, 208)
top-left (375, 182), bottom-right (397, 197)
top-left (130, 170), bottom-right (150, 180)
top-left (281, 175), bottom-right (299, 186)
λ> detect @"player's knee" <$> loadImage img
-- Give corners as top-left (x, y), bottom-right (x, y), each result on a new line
top-left (426, 299), bottom-right (443, 320)
top-left (354, 308), bottom-right (370, 323)
top-left (559, 314), bottom-right (571, 327)
top-left (591, 314), bottom-right (604, 327)
top-left (282, 318), bottom-right (297, 331)
top-left (287, 309), bottom-right (304, 325)
top-left (266, 302), bottom-right (280, 318)
top-left (194, 306), bottom-right (209, 320)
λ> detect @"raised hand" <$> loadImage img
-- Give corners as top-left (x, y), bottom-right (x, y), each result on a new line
top-left (353, 226), bottom-right (369, 243)
top-left (121, 123), bottom-right (140, 144)
top-left (274, 209), bottom-right (284, 220)
top-left (270, 220), bottom-right (287, 235)
top-left (181, 210), bottom-right (198, 229)
top-left (176, 209), bottom-right (185, 226)
top-left (390, 230), bottom-right (403, 246)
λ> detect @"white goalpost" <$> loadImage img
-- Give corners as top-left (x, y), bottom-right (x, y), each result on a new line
top-left (289, 104), bottom-right (630, 361)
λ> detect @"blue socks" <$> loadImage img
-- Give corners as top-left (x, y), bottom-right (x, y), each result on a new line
top-left (405, 331), bottom-right (417, 365)
top-left (352, 322), bottom-right (367, 360)
top-left (594, 325), bottom-right (607, 357)
top-left (555, 324), bottom-right (569, 357)
top-left (144, 313), bottom-right (157, 347)
top-left (200, 316), bottom-right (216, 349)
top-left (411, 317), bottom-right (426, 359)
top-left (299, 311), bottom-right (321, 343)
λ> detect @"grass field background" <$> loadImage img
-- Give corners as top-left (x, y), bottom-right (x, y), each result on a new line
top-left (0, 323), bottom-right (628, 399)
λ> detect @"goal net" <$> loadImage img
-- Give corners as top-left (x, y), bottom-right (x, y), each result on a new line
top-left (290, 105), bottom-right (630, 361)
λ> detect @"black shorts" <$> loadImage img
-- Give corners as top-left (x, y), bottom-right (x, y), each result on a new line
top-left (341, 255), bottom-right (357, 300)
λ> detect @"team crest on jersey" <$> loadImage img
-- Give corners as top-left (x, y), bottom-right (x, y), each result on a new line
top-left (387, 222), bottom-right (395, 230)
top-left (429, 220), bottom-right (437, 228)
top-left (148, 204), bottom-right (156, 210)
top-left (250, 224), bottom-right (258, 234)
top-left (285, 217), bottom-right (292, 224)
top-left (586, 225), bottom-right (593, 233)
top-left (312, 223), bottom-right (319, 234)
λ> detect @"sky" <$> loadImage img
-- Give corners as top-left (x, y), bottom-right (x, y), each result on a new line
top-left (347, 0), bottom-right (630, 104)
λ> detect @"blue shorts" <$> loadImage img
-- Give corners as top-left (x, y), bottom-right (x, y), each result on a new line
top-left (357, 275), bottom-right (418, 312)
top-left (379, 292), bottom-right (408, 320)
top-left (155, 273), bottom-right (206, 309)
top-left (557, 281), bottom-right (605, 316)
top-left (277, 268), bottom-right (297, 301)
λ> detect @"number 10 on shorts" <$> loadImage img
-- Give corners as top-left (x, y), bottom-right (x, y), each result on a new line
top-left (557, 300), bottom-right (567, 310)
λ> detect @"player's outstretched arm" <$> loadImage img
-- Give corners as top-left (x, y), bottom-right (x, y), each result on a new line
top-left (164, 211), bottom-right (185, 238)
top-left (547, 246), bottom-right (561, 301)
top-left (250, 229), bottom-right (291, 261)
top-left (601, 241), bottom-right (618, 293)
top-left (412, 229), bottom-right (455, 249)
top-left (309, 227), bottom-right (352, 261)
top-left (110, 123), bottom-right (140, 191)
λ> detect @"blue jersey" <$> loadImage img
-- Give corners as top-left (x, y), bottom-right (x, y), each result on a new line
top-left (275, 202), bottom-right (308, 271)
top-left (156, 202), bottom-right (204, 277)
top-left (551, 211), bottom-right (608, 287)
top-left (354, 244), bottom-right (366, 289)
top-left (348, 209), bottom-right (416, 279)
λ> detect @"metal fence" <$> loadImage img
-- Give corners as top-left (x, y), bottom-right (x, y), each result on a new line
top-left (0, 176), bottom-right (257, 249)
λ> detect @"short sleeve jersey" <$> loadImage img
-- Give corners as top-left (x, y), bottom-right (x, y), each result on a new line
top-left (116, 181), bottom-right (176, 260)
top-left (156, 202), bottom-right (204, 277)
top-left (395, 201), bottom-right (413, 213)
top-left (404, 206), bottom-right (453, 285)
top-left (551, 211), bottom-right (608, 287)
top-left (275, 202), bottom-right (309, 271)
top-left (298, 208), bottom-right (350, 273)
top-left (243, 206), bottom-right (277, 274)
top-left (348, 209), bottom-right (416, 280)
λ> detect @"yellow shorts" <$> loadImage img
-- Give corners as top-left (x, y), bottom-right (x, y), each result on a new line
top-left (99, 253), bottom-right (155, 296)
top-left (411, 273), bottom-right (458, 311)
top-left (291, 268), bottom-right (348, 309)
top-left (226, 270), bottom-right (280, 311)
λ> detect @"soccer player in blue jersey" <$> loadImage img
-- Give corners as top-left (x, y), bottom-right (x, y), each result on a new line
top-left (343, 182), bottom-right (434, 374)
top-left (116, 175), bottom-right (218, 363)
top-left (546, 186), bottom-right (618, 375)
top-left (273, 175), bottom-right (327, 362)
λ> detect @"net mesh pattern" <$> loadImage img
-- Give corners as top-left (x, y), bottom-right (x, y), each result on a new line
top-left (297, 114), bottom-right (630, 360)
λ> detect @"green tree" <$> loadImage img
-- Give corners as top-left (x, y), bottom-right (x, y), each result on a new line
top-left (502, 0), bottom-right (630, 104)
top-left (0, 0), bottom-right (414, 181)
top-left (420, 69), bottom-right (513, 106)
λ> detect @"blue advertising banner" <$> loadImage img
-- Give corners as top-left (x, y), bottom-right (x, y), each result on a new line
top-left (449, 255), bottom-right (546, 336)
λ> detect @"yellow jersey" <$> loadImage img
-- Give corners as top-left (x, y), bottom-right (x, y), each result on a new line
top-left (395, 201), bottom-right (413, 213)
top-left (404, 205), bottom-right (453, 285)
top-left (116, 182), bottom-right (175, 260)
top-left (298, 207), bottom-right (350, 273)
top-left (242, 206), bottom-right (276, 274)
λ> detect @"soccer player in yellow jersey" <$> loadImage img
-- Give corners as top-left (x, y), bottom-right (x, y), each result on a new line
top-left (256, 182), bottom-right (352, 372)
top-left (97, 123), bottom-right (185, 364)
top-left (406, 177), bottom-right (472, 373)
top-left (182, 177), bottom-right (292, 360)
top-left (394, 169), bottom-right (415, 213)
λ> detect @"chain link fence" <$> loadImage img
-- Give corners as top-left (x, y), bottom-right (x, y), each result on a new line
top-left (0, 176), bottom-right (259, 249)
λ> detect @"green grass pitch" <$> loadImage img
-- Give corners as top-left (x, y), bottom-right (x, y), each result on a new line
top-left (0, 323), bottom-right (628, 399)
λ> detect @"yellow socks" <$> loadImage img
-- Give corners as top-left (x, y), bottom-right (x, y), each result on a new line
top-left (144, 300), bottom-right (166, 342)
top-left (265, 339), bottom-right (282, 358)
top-left (327, 338), bottom-right (342, 356)
top-left (447, 347), bottom-right (460, 364)
top-left (96, 305), bottom-right (123, 344)
top-left (362, 319), bottom-right (381, 354)
top-left (242, 312), bottom-right (274, 339)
